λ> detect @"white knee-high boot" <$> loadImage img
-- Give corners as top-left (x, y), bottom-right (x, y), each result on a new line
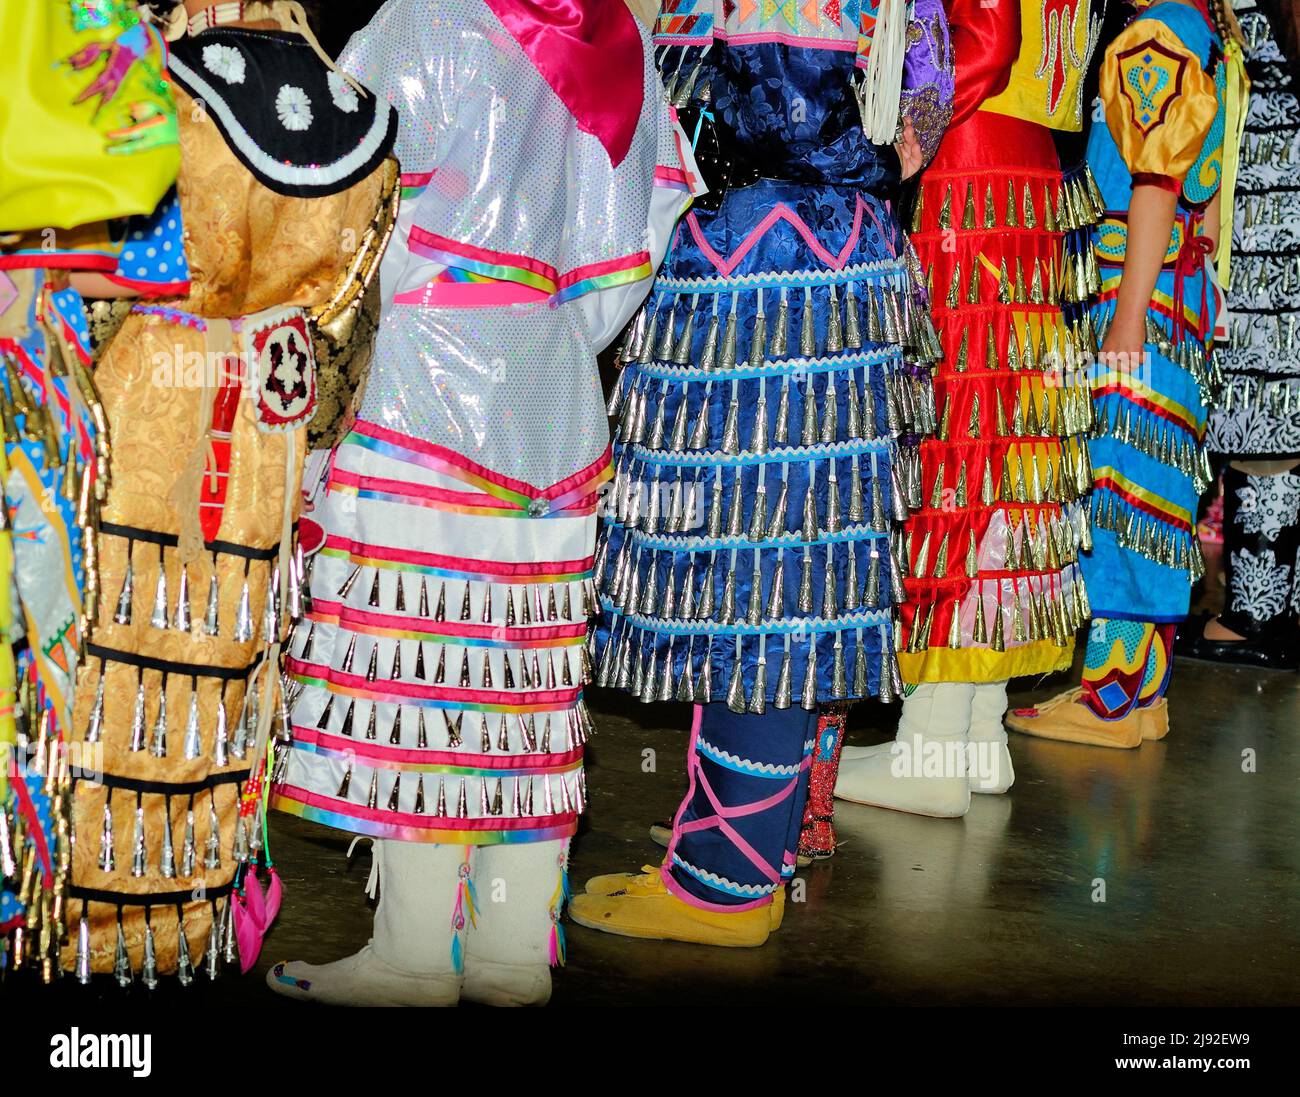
top-left (462, 839), bottom-right (566, 1007)
top-left (267, 840), bottom-right (465, 1006)
top-left (967, 681), bottom-right (1014, 794)
top-left (834, 682), bottom-right (975, 818)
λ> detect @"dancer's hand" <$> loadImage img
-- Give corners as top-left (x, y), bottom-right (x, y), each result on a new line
top-left (895, 118), bottom-right (924, 181)
top-left (1098, 312), bottom-right (1147, 375)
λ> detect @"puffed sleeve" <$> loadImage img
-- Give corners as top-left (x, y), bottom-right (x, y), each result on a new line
top-left (1101, 18), bottom-right (1219, 190)
top-left (948, 0), bottom-right (1022, 129)
top-left (899, 0), bottom-right (955, 168)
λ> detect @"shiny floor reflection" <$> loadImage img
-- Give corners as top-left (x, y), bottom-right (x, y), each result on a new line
top-left (242, 658), bottom-right (1298, 1007)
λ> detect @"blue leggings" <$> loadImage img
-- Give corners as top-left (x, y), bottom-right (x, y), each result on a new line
top-left (665, 703), bottom-right (816, 909)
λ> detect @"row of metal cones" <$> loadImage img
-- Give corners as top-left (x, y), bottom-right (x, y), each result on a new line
top-left (334, 564), bottom-right (597, 628)
top-left (904, 500), bottom-right (1091, 587)
top-left (938, 310), bottom-right (1099, 375)
top-left (1214, 371), bottom-right (1300, 416)
top-left (108, 539), bottom-right (305, 643)
top-left (614, 355), bottom-right (936, 459)
top-left (1090, 489), bottom-right (1209, 580)
top-left (917, 167), bottom-right (1106, 239)
top-left (74, 896), bottom-right (239, 988)
top-left (325, 764), bottom-right (588, 821)
top-left (301, 688), bottom-right (594, 757)
top-left (901, 566), bottom-right (1091, 654)
top-left (602, 533), bottom-right (904, 625)
top-left (1094, 396), bottom-right (1215, 494)
top-left (596, 615), bottom-right (905, 711)
top-left (618, 276), bottom-right (941, 378)
top-left (91, 788), bottom-right (257, 881)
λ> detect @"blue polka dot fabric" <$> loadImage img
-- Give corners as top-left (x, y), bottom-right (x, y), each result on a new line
top-left (111, 187), bottom-right (190, 295)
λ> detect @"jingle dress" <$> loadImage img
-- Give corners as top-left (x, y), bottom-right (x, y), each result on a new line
top-left (269, 0), bottom-right (697, 872)
top-left (897, 0), bottom-right (1103, 683)
top-left (0, 0), bottom-right (181, 976)
top-left (1081, 0), bottom-right (1227, 714)
top-left (593, 0), bottom-right (953, 908)
top-left (64, 10), bottom-right (398, 982)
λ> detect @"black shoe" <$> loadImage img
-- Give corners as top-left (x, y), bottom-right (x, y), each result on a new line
top-left (1176, 616), bottom-right (1299, 670)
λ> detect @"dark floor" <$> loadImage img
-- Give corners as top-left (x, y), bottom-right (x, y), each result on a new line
top-left (209, 650), bottom-right (1295, 1008)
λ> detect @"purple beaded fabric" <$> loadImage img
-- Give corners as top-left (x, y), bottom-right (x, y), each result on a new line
top-left (901, 0), bottom-right (956, 168)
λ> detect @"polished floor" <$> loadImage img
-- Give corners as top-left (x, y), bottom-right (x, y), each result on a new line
top-left (224, 652), bottom-right (1296, 1008)
top-left (19, 655), bottom-right (1297, 1008)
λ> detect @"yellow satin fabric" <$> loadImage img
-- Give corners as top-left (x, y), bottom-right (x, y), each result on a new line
top-left (983, 0), bottom-right (1096, 132)
top-left (64, 83), bottom-right (392, 975)
top-left (1102, 19), bottom-right (1218, 184)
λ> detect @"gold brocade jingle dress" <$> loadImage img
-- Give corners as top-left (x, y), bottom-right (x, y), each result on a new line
top-left (62, 13), bottom-right (397, 982)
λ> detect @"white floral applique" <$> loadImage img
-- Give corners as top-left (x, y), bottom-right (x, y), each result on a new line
top-left (275, 85), bottom-right (313, 132)
top-left (327, 70), bottom-right (360, 114)
top-left (1230, 547), bottom-right (1291, 621)
top-left (1236, 472), bottom-right (1300, 542)
top-left (202, 43), bottom-right (246, 84)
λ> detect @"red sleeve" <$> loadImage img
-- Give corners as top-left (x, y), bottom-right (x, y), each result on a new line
top-left (946, 0), bottom-right (1022, 129)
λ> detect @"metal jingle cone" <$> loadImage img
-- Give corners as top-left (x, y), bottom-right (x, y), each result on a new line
top-left (638, 306), bottom-right (660, 365)
top-left (863, 550), bottom-right (881, 608)
top-left (114, 920), bottom-right (133, 987)
top-left (160, 804), bottom-right (176, 878)
top-left (844, 282), bottom-right (863, 348)
top-left (765, 478), bottom-right (790, 539)
top-left (719, 564), bottom-right (737, 625)
top-left (142, 921), bottom-right (158, 990)
top-left (721, 393), bottom-right (741, 454)
top-left (725, 648), bottom-right (747, 715)
top-left (699, 313), bottom-right (720, 373)
top-left (698, 562), bottom-right (717, 619)
top-left (150, 559), bottom-right (169, 630)
top-left (676, 641), bottom-right (696, 702)
top-left (181, 809), bottom-right (196, 876)
top-left (174, 564), bottom-right (192, 632)
top-left (177, 918), bottom-right (195, 987)
top-left (826, 283), bottom-right (844, 352)
top-left (747, 483), bottom-right (768, 542)
top-left (221, 897), bottom-right (240, 967)
top-left (126, 675), bottom-right (146, 753)
top-left (657, 302), bottom-right (679, 361)
top-left (235, 578), bottom-right (253, 642)
top-left (746, 552), bottom-right (764, 625)
top-left (74, 915), bottom-right (92, 982)
top-left (797, 549), bottom-right (815, 613)
top-left (183, 691), bottom-right (202, 760)
top-left (720, 305), bottom-right (739, 370)
top-left (87, 673), bottom-right (106, 743)
top-left (773, 643), bottom-right (794, 709)
top-left (831, 636), bottom-right (847, 698)
top-left (773, 379), bottom-right (791, 444)
top-left (766, 553), bottom-right (786, 619)
top-left (749, 309), bottom-right (767, 369)
top-left (821, 547), bottom-right (839, 618)
top-left (673, 308), bottom-right (696, 365)
top-left (889, 461), bottom-right (909, 522)
top-left (771, 291), bottom-right (790, 357)
top-left (800, 286), bottom-right (817, 357)
top-left (99, 800), bottom-right (116, 871)
top-left (800, 637), bottom-right (819, 711)
top-left (114, 555), bottom-right (135, 625)
top-left (853, 635), bottom-right (869, 697)
top-left (991, 601), bottom-right (1006, 652)
top-left (150, 690), bottom-right (169, 758)
top-left (801, 379), bottom-right (819, 446)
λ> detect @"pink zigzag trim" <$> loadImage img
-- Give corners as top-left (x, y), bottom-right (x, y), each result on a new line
top-left (686, 193), bottom-right (869, 277)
